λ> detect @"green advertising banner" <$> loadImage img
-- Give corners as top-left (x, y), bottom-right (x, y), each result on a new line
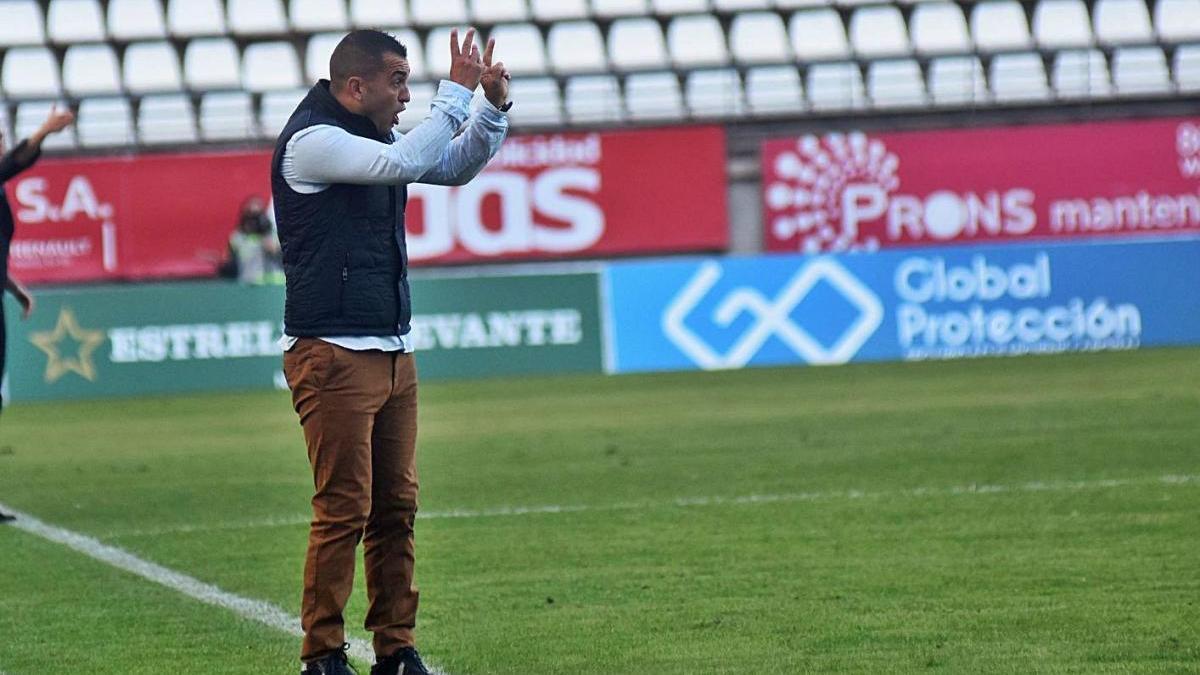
top-left (3, 271), bottom-right (603, 403)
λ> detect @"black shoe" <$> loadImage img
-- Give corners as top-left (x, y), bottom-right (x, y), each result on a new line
top-left (371, 647), bottom-right (430, 675)
top-left (0, 511), bottom-right (15, 523)
top-left (302, 644), bottom-right (358, 675)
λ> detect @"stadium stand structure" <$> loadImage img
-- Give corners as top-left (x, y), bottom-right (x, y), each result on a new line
top-left (0, 0), bottom-right (1196, 149)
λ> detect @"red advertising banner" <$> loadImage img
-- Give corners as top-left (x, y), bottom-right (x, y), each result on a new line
top-left (762, 117), bottom-right (1200, 253)
top-left (6, 125), bottom-right (727, 285)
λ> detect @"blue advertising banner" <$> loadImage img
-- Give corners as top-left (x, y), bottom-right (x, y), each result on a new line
top-left (603, 238), bottom-right (1200, 373)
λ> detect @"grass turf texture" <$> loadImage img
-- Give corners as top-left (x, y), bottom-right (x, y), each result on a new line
top-left (0, 347), bottom-right (1197, 674)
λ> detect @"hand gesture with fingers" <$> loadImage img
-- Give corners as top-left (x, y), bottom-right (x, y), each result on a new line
top-left (448, 28), bottom-right (484, 91)
top-left (40, 104), bottom-right (75, 135)
top-left (480, 38), bottom-right (511, 109)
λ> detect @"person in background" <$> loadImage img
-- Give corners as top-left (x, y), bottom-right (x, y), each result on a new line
top-left (218, 195), bottom-right (284, 285)
top-left (0, 105), bottom-right (75, 522)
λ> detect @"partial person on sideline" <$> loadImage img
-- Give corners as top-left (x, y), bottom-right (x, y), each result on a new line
top-left (218, 195), bottom-right (283, 284)
top-left (271, 28), bottom-right (511, 675)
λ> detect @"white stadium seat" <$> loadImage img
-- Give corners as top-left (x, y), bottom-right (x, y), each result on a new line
top-left (971, 1), bottom-right (1033, 51)
top-left (911, 3), bottom-right (972, 55)
top-left (745, 65), bottom-right (804, 115)
top-left (63, 44), bottom-right (122, 96)
top-left (849, 6), bottom-right (911, 57)
top-left (290, 0), bottom-right (349, 31)
top-left (1155, 0), bottom-right (1200, 42)
top-left (47, 0), bottom-right (106, 43)
top-left (471, 0), bottom-right (529, 23)
top-left (108, 0), bottom-right (168, 40)
top-left (260, 88), bottom-right (308, 137)
top-left (729, 12), bottom-right (791, 64)
top-left (506, 77), bottom-right (563, 126)
top-left (668, 15), bottom-right (730, 68)
top-left (868, 59), bottom-right (927, 107)
top-left (608, 18), bottom-right (670, 71)
top-left (565, 75), bottom-right (623, 123)
top-left (167, 0), bottom-right (226, 37)
top-left (138, 94), bottom-right (197, 144)
top-left (548, 21), bottom-right (608, 74)
top-left (487, 24), bottom-right (548, 76)
top-left (686, 68), bottom-right (745, 118)
top-left (1033, 0), bottom-right (1094, 48)
top-left (350, 0), bottom-right (408, 27)
top-left (790, 10), bottom-right (851, 61)
top-left (531, 0), bottom-right (589, 21)
top-left (410, 0), bottom-right (469, 26)
top-left (306, 32), bottom-right (344, 82)
top-left (1112, 46), bottom-right (1172, 94)
top-left (17, 101), bottom-right (75, 149)
top-left (806, 62), bottom-right (865, 110)
top-left (1175, 44), bottom-right (1200, 90)
top-left (929, 55), bottom-right (988, 105)
top-left (625, 71), bottom-right (685, 120)
top-left (200, 91), bottom-right (256, 141)
top-left (243, 42), bottom-right (303, 92)
top-left (185, 38), bottom-right (242, 91)
top-left (990, 52), bottom-right (1051, 101)
top-left (124, 41), bottom-right (183, 93)
top-left (228, 0), bottom-right (289, 36)
top-left (77, 96), bottom-right (136, 146)
top-left (714, 0), bottom-right (771, 9)
top-left (1052, 49), bottom-right (1113, 98)
top-left (593, 0), bottom-right (650, 18)
top-left (1094, 0), bottom-right (1155, 45)
top-left (2, 47), bottom-right (63, 99)
top-left (424, 27), bottom-right (456, 82)
top-left (0, 1), bottom-right (46, 46)
top-left (652, 0), bottom-right (708, 13)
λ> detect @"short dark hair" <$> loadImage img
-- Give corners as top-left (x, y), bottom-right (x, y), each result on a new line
top-left (329, 30), bottom-right (407, 87)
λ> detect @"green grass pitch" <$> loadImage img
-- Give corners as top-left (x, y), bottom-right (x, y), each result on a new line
top-left (0, 348), bottom-right (1197, 673)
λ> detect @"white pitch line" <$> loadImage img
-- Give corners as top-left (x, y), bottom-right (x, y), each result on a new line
top-left (99, 473), bottom-right (1199, 540)
top-left (0, 503), bottom-right (448, 672)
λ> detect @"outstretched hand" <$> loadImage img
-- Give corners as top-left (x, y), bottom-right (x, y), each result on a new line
top-left (480, 38), bottom-right (511, 109)
top-left (40, 104), bottom-right (75, 135)
top-left (448, 28), bottom-right (484, 91)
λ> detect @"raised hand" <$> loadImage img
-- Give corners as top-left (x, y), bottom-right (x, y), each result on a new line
top-left (480, 38), bottom-right (511, 109)
top-left (40, 104), bottom-right (75, 135)
top-left (448, 28), bottom-right (484, 91)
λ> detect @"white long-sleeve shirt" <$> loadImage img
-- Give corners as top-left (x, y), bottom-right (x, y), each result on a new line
top-left (279, 80), bottom-right (509, 353)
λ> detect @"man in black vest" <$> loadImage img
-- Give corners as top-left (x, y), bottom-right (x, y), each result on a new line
top-left (272, 29), bottom-right (509, 675)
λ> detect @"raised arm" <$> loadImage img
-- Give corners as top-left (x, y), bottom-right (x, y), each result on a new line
top-left (0, 106), bottom-right (74, 182)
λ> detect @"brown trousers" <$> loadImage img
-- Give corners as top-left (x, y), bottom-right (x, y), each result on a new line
top-left (283, 338), bottom-right (420, 662)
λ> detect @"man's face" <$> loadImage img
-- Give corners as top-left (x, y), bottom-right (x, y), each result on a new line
top-left (359, 53), bottom-right (411, 135)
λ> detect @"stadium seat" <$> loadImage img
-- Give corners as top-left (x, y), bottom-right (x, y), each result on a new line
top-left (729, 12), bottom-right (791, 64)
top-left (0, 1), bottom-right (46, 46)
top-left (2, 48), bottom-right (63, 99)
top-left (548, 21), bottom-right (608, 74)
top-left (1111, 46), bottom-right (1172, 94)
top-left (714, 0), bottom-right (771, 9)
top-left (849, 6), bottom-right (911, 57)
top-left (16, 101), bottom-right (75, 149)
top-left (124, 41), bottom-right (184, 94)
top-left (505, 77), bottom-right (563, 126)
top-left (424, 27), bottom-right (456, 81)
top-left (184, 38), bottom-right (242, 91)
top-left (530, 0), bottom-right (589, 21)
top-left (108, 0), bottom-right (168, 40)
top-left (1095, 0), bottom-right (1156, 45)
top-left (928, 55), bottom-right (988, 105)
top-left (565, 75), bottom-right (624, 123)
top-left (806, 62), bottom-right (865, 110)
top-left (396, 81), bottom-right (434, 131)
top-left (306, 32), bottom-right (344, 82)
top-left (1052, 49), bottom-right (1113, 98)
top-left (167, 0), bottom-right (226, 37)
top-left (668, 15), bottom-right (730, 68)
top-left (471, 0), bottom-right (529, 23)
top-left (410, 0), bottom-right (469, 26)
top-left (290, 0), bottom-right (349, 31)
top-left (593, 0), bottom-right (650, 18)
top-left (259, 88), bottom-right (307, 136)
top-left (745, 65), bottom-right (804, 115)
top-left (63, 44), bottom-right (122, 97)
top-left (228, 0), bottom-right (290, 36)
top-left (1032, 0), bottom-right (1094, 48)
top-left (867, 59), bottom-right (927, 107)
top-left (200, 91), bottom-right (256, 140)
top-left (47, 0), bottom-right (106, 44)
top-left (911, 3), bottom-right (972, 55)
top-left (243, 42), bottom-right (303, 92)
top-left (789, 10), bottom-right (851, 61)
top-left (350, 0), bottom-right (408, 27)
top-left (625, 71), bottom-right (685, 120)
top-left (652, 0), bottom-right (709, 14)
top-left (486, 24), bottom-right (548, 76)
top-left (77, 96), bottom-right (136, 146)
top-left (971, 1), bottom-right (1033, 51)
top-left (1155, 0), bottom-right (1200, 42)
top-left (990, 52), bottom-right (1051, 101)
top-left (608, 18), bottom-right (670, 71)
top-left (686, 68), bottom-right (745, 118)
top-left (1176, 44), bottom-right (1200, 90)
top-left (138, 94), bottom-right (198, 143)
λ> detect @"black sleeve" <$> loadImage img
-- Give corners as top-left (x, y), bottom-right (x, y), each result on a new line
top-left (0, 140), bottom-right (42, 184)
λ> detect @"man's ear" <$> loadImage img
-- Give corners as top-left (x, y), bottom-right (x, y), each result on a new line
top-left (345, 76), bottom-right (364, 101)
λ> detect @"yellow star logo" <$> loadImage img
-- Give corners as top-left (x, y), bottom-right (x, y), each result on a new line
top-left (29, 307), bottom-right (106, 384)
